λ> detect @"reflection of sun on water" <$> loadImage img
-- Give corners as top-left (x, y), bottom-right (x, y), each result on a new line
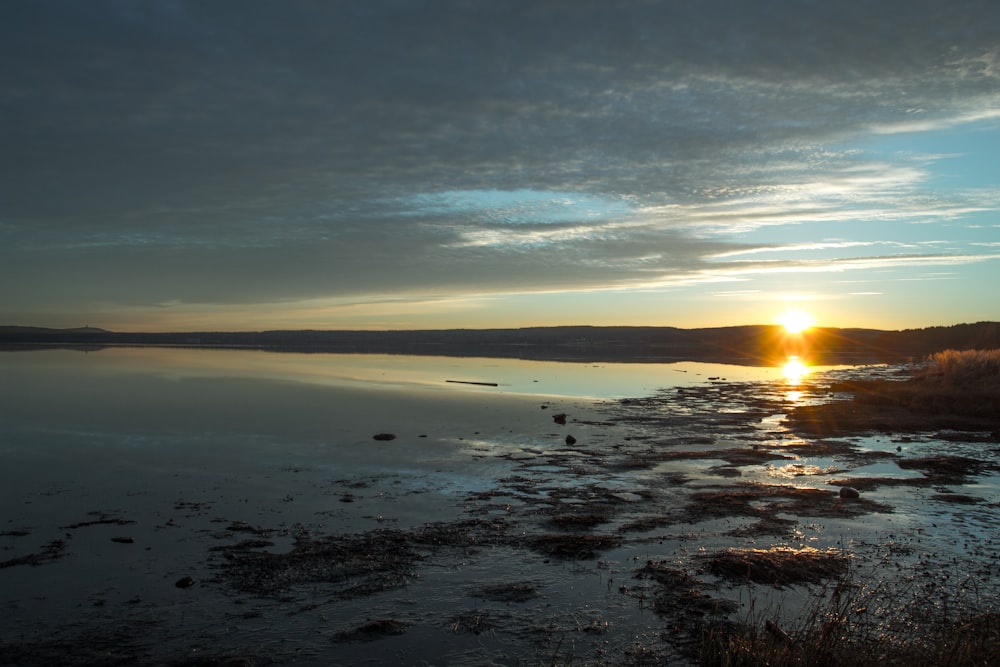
top-left (783, 355), bottom-right (809, 385)
top-left (783, 356), bottom-right (808, 383)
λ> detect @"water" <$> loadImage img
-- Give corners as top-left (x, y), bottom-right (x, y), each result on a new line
top-left (1, 348), bottom-right (997, 665)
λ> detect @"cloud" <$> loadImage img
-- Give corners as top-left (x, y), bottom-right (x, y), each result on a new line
top-left (713, 252), bottom-right (1000, 277)
top-left (706, 241), bottom-right (902, 260)
top-left (2, 0), bottom-right (1000, 321)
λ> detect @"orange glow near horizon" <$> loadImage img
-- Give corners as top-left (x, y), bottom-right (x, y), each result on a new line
top-left (777, 308), bottom-right (815, 334)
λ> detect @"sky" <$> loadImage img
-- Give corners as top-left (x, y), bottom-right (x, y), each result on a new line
top-left (2, 0), bottom-right (999, 332)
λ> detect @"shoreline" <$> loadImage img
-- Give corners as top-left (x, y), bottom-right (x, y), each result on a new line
top-left (1, 356), bottom-right (998, 664)
top-left (5, 321), bottom-right (999, 367)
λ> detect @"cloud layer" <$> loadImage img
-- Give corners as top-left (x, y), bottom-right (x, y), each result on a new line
top-left (2, 1), bottom-right (999, 326)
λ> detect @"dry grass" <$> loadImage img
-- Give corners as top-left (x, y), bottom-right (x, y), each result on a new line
top-left (546, 512), bottom-right (611, 529)
top-left (637, 560), bottom-right (737, 619)
top-left (857, 349), bottom-right (1000, 419)
top-left (792, 348), bottom-right (1000, 435)
top-left (217, 519), bottom-right (510, 597)
top-left (0, 539), bottom-right (66, 569)
top-left (916, 349), bottom-right (1000, 390)
top-left (334, 618), bottom-right (408, 642)
top-left (670, 484), bottom-right (891, 537)
top-left (529, 533), bottom-right (621, 559)
top-left (450, 610), bottom-right (494, 635)
top-left (698, 547), bottom-right (849, 587)
top-left (700, 574), bottom-right (1000, 667)
top-left (896, 454), bottom-right (990, 482)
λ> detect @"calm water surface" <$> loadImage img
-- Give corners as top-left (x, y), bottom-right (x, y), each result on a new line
top-left (1, 347), bottom-right (813, 526)
top-left (10, 348), bottom-right (990, 665)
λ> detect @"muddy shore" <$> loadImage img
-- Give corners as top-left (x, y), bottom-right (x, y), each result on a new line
top-left (2, 362), bottom-right (998, 665)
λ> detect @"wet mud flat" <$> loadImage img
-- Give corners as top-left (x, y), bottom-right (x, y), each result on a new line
top-left (2, 365), bottom-right (999, 665)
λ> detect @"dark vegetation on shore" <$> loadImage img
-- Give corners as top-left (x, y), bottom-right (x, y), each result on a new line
top-left (706, 348), bottom-right (1000, 666)
top-left (1, 321), bottom-right (998, 365)
top-left (701, 573), bottom-right (1000, 667)
top-left (791, 348), bottom-right (1000, 436)
top-left (852, 348), bottom-right (1000, 418)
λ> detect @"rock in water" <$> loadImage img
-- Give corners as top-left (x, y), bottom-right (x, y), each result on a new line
top-left (553, 413), bottom-right (567, 424)
top-left (565, 434), bottom-right (577, 445)
top-left (372, 433), bottom-right (396, 441)
top-left (839, 486), bottom-right (860, 499)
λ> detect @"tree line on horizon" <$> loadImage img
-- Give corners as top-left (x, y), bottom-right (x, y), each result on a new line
top-left (1, 322), bottom-right (998, 365)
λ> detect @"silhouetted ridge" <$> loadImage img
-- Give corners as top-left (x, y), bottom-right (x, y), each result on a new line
top-left (2, 322), bottom-right (997, 364)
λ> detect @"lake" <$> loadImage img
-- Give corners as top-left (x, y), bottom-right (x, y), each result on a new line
top-left (2, 348), bottom-right (997, 665)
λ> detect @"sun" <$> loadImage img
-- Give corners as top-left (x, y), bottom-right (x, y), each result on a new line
top-left (777, 308), bottom-right (815, 334)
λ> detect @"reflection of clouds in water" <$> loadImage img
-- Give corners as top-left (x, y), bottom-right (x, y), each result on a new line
top-left (460, 439), bottom-right (546, 459)
top-left (104, 347), bottom-right (800, 400)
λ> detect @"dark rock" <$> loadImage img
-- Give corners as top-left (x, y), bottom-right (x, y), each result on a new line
top-left (175, 576), bottom-right (196, 589)
top-left (565, 434), bottom-right (577, 445)
top-left (372, 433), bottom-right (396, 441)
top-left (553, 413), bottom-right (567, 424)
top-left (110, 536), bottom-right (134, 544)
top-left (839, 486), bottom-right (860, 499)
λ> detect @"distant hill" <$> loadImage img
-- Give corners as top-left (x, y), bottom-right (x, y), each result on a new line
top-left (2, 322), bottom-right (998, 365)
top-left (0, 325), bottom-right (110, 335)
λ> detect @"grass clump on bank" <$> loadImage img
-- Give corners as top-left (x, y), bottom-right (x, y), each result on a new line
top-left (856, 349), bottom-right (1000, 419)
top-left (700, 575), bottom-right (1000, 667)
top-left (793, 348), bottom-right (1000, 434)
top-left (698, 547), bottom-right (849, 587)
top-left (916, 348), bottom-right (1000, 388)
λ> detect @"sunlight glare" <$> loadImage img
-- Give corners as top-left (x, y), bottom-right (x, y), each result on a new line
top-left (783, 356), bottom-right (809, 384)
top-left (778, 308), bottom-right (815, 334)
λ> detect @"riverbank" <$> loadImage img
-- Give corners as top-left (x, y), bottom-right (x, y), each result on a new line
top-left (1, 352), bottom-right (998, 664)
